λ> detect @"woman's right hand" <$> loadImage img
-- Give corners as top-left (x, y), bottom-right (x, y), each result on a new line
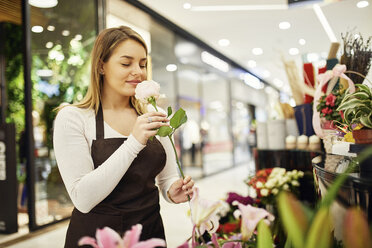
top-left (131, 112), bottom-right (169, 145)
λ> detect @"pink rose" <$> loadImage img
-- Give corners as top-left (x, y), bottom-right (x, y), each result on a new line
top-left (325, 93), bottom-right (336, 107)
top-left (135, 80), bottom-right (160, 104)
top-left (321, 107), bottom-right (333, 115)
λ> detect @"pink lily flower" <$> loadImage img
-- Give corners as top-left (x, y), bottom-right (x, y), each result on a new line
top-left (236, 203), bottom-right (274, 241)
top-left (190, 187), bottom-right (223, 235)
top-left (78, 224), bottom-right (166, 248)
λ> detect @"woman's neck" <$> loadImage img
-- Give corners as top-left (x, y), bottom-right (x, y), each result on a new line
top-left (101, 92), bottom-right (131, 110)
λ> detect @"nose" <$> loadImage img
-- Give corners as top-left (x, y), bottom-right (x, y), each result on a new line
top-left (131, 64), bottom-right (142, 76)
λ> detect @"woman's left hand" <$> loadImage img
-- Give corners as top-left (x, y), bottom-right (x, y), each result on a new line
top-left (167, 176), bottom-right (194, 203)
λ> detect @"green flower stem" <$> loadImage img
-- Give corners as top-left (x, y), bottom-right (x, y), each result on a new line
top-left (167, 135), bottom-right (185, 179)
top-left (168, 135), bottom-right (190, 201)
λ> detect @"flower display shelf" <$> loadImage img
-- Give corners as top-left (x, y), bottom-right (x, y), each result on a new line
top-left (254, 148), bottom-right (322, 205)
top-left (312, 154), bottom-right (372, 222)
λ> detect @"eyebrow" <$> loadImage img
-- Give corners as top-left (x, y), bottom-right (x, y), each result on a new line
top-left (120, 55), bottom-right (147, 61)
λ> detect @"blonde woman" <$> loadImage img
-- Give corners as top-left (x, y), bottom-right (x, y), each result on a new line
top-left (53, 26), bottom-right (194, 247)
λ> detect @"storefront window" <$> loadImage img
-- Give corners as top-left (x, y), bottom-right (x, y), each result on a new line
top-left (30, 0), bottom-right (98, 227)
top-left (201, 73), bottom-right (233, 175)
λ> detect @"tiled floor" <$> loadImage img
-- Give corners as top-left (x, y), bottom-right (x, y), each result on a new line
top-left (4, 162), bottom-right (253, 248)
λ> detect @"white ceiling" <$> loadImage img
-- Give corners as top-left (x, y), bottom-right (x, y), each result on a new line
top-left (138, 0), bottom-right (372, 96)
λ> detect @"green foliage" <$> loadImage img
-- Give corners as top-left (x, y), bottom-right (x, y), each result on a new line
top-left (170, 108), bottom-right (187, 129)
top-left (277, 146), bottom-right (372, 248)
top-left (257, 220), bottom-right (273, 248)
top-left (337, 84), bottom-right (372, 129)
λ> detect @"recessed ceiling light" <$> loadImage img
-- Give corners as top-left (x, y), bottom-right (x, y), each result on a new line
top-left (247, 60), bottom-right (257, 68)
top-left (47, 25), bottom-right (55, 31)
top-left (45, 41), bottom-right (53, 48)
top-left (252, 48), bottom-right (263, 55)
top-left (29, 0), bottom-right (58, 8)
top-left (31, 25), bottom-right (43, 33)
top-left (62, 30), bottom-right (70, 36)
top-left (357, 1), bottom-right (369, 8)
top-left (218, 39), bottom-right (230, 47)
top-left (289, 48), bottom-right (299, 55)
top-left (183, 2), bottom-right (191, 9)
top-left (279, 21), bottom-right (291, 30)
top-left (166, 64), bottom-right (177, 72)
top-left (299, 38), bottom-right (306, 45)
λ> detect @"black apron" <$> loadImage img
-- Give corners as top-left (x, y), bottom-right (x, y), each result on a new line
top-left (64, 106), bottom-right (167, 248)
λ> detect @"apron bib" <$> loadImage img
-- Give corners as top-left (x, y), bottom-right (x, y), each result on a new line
top-left (64, 106), bottom-right (166, 248)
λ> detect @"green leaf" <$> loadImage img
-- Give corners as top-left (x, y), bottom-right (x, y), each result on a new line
top-left (343, 207), bottom-right (372, 248)
top-left (305, 208), bottom-right (332, 248)
top-left (356, 84), bottom-right (372, 96)
top-left (278, 192), bottom-right (309, 248)
top-left (156, 126), bottom-right (173, 137)
top-left (257, 220), bottom-right (274, 248)
top-left (360, 114), bottom-right (372, 128)
top-left (170, 108), bottom-right (187, 129)
top-left (337, 98), bottom-right (368, 111)
top-left (167, 106), bottom-right (172, 117)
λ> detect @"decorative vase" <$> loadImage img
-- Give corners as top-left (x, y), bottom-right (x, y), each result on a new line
top-left (352, 129), bottom-right (372, 144)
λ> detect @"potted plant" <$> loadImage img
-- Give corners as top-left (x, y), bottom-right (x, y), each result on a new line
top-left (337, 84), bottom-right (372, 144)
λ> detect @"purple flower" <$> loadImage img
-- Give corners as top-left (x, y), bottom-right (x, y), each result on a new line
top-left (226, 192), bottom-right (254, 206)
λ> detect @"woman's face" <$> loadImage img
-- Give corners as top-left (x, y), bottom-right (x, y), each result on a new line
top-left (102, 39), bottom-right (147, 98)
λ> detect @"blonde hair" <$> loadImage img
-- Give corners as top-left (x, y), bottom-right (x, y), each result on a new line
top-left (61, 26), bottom-right (148, 114)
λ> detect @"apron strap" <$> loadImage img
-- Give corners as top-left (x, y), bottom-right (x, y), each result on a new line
top-left (96, 104), bottom-right (104, 139)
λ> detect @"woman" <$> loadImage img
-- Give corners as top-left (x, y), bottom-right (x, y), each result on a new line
top-left (53, 26), bottom-right (194, 247)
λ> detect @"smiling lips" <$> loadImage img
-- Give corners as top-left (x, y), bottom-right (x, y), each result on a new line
top-left (126, 80), bottom-right (141, 86)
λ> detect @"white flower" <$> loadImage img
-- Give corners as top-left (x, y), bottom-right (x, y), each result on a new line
top-left (283, 184), bottom-right (289, 190)
top-left (272, 188), bottom-right (279, 195)
top-left (298, 171), bottom-right (304, 177)
top-left (265, 179), bottom-right (276, 189)
top-left (256, 181), bottom-right (264, 189)
top-left (134, 80), bottom-right (160, 104)
top-left (260, 188), bottom-right (269, 196)
top-left (291, 180), bottom-right (300, 187)
top-left (271, 168), bottom-right (286, 176)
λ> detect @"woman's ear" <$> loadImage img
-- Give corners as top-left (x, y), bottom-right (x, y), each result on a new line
top-left (99, 60), bottom-right (105, 75)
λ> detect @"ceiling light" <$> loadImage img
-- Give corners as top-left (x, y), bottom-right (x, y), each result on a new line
top-left (201, 51), bottom-right (229, 72)
top-left (183, 2), bottom-right (191, 9)
top-left (31, 25), bottom-right (43, 33)
top-left (241, 73), bottom-right (264, 90)
top-left (299, 38), bottom-right (306, 45)
top-left (47, 25), bottom-right (55, 31)
top-left (29, 0), bottom-right (58, 8)
top-left (247, 60), bottom-right (257, 68)
top-left (357, 1), bottom-right (369, 8)
top-left (279, 21), bottom-right (291, 30)
top-left (289, 48), bottom-right (299, 55)
top-left (45, 41), bottom-right (53, 48)
top-left (273, 78), bottom-right (284, 88)
top-left (313, 4), bottom-right (337, 42)
top-left (62, 30), bottom-right (70, 36)
top-left (190, 4), bottom-right (287, 11)
top-left (218, 39), bottom-right (230, 47)
top-left (166, 64), bottom-right (177, 72)
top-left (252, 48), bottom-right (263, 55)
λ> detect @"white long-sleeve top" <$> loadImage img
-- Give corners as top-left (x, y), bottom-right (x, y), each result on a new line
top-left (53, 106), bottom-right (180, 213)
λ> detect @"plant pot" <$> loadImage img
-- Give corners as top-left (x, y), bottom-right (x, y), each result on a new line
top-left (352, 129), bottom-right (372, 144)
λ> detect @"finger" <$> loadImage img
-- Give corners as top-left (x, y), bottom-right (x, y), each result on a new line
top-left (147, 122), bottom-right (169, 130)
top-left (146, 116), bottom-right (169, 123)
top-left (144, 112), bottom-right (167, 117)
top-left (183, 176), bottom-right (191, 184)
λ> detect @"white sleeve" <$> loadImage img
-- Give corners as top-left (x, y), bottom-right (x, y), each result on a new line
top-left (156, 135), bottom-right (181, 203)
top-left (53, 107), bottom-right (145, 213)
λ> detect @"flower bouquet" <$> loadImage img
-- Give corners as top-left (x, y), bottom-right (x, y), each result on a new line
top-left (246, 168), bottom-right (304, 206)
